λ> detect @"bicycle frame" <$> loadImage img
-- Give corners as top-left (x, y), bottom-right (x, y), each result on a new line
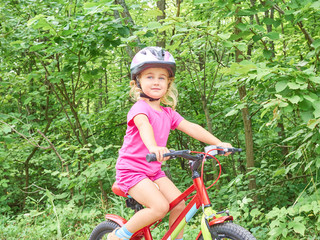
top-left (105, 166), bottom-right (233, 240)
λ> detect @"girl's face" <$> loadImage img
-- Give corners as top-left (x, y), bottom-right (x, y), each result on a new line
top-left (139, 68), bottom-right (169, 100)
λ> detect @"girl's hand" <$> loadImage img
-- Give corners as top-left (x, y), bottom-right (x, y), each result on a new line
top-left (148, 146), bottom-right (170, 163)
top-left (218, 142), bottom-right (233, 156)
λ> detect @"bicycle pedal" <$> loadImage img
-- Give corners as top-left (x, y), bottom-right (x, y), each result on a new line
top-left (125, 198), bottom-right (143, 211)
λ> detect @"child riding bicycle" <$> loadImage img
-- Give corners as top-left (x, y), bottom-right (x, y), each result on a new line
top-left (109, 46), bottom-right (232, 240)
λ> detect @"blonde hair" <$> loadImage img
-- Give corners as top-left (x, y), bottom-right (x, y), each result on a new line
top-left (129, 77), bottom-right (178, 110)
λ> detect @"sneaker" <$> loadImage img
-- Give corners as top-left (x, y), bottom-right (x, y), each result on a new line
top-left (107, 228), bottom-right (125, 240)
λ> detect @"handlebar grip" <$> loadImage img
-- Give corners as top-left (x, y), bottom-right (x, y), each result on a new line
top-left (146, 152), bottom-right (173, 162)
top-left (227, 147), bottom-right (242, 153)
top-left (146, 153), bottom-right (157, 162)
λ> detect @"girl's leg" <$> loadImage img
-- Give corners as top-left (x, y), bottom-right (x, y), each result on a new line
top-left (124, 178), bottom-right (171, 233)
top-left (154, 177), bottom-right (185, 239)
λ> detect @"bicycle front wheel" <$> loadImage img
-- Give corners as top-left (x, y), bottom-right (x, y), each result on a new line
top-left (199, 222), bottom-right (256, 240)
top-left (88, 220), bottom-right (120, 240)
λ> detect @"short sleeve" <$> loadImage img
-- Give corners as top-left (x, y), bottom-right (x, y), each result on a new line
top-left (127, 101), bottom-right (150, 127)
top-left (167, 108), bottom-right (184, 130)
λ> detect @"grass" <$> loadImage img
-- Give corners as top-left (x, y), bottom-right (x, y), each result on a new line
top-left (0, 195), bottom-right (202, 240)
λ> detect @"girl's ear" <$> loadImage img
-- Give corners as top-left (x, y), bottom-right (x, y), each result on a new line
top-left (135, 77), bottom-right (142, 89)
top-left (167, 77), bottom-right (174, 89)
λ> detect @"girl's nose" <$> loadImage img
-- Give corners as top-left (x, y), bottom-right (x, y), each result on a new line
top-left (153, 78), bottom-right (160, 84)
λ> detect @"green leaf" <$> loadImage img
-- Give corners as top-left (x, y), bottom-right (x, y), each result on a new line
top-left (10, 40), bottom-right (23, 46)
top-left (316, 157), bottom-right (320, 169)
top-left (273, 168), bottom-right (285, 177)
top-left (311, 1), bottom-right (320, 10)
top-left (83, 2), bottom-right (99, 9)
top-left (307, 119), bottom-right (320, 129)
top-left (94, 146), bottom-right (104, 154)
top-left (147, 22), bottom-right (162, 30)
top-left (281, 228), bottom-right (288, 237)
top-left (238, 9), bottom-right (257, 16)
top-left (266, 32), bottom-right (280, 40)
top-left (263, 17), bottom-right (275, 25)
top-left (193, 0), bottom-right (211, 4)
top-left (144, 9), bottom-right (164, 17)
top-left (275, 81), bottom-right (287, 92)
top-left (256, 66), bottom-right (271, 80)
top-left (236, 23), bottom-right (247, 31)
top-left (310, 76), bottom-right (320, 84)
top-left (283, 105), bottom-right (293, 113)
top-left (299, 203), bottom-right (313, 213)
top-left (218, 33), bottom-right (231, 40)
top-left (304, 160), bottom-right (314, 172)
top-left (279, 101), bottom-right (288, 107)
top-left (301, 111), bottom-right (314, 123)
top-left (289, 221), bottom-right (306, 236)
top-left (287, 82), bottom-right (301, 89)
top-left (24, 97), bottom-right (32, 105)
top-left (30, 43), bottom-right (46, 51)
top-left (252, 35), bottom-right (262, 42)
top-left (158, 25), bottom-right (172, 33)
top-left (253, 24), bottom-right (265, 33)
top-left (27, 14), bottom-right (46, 28)
top-left (250, 208), bottom-right (261, 218)
top-left (303, 93), bottom-right (318, 103)
top-left (283, 130), bottom-right (304, 142)
top-left (311, 39), bottom-right (320, 49)
top-left (229, 61), bottom-right (256, 75)
top-left (225, 109), bottom-right (238, 117)
top-left (287, 95), bottom-right (301, 104)
top-left (1, 125), bottom-right (12, 134)
top-left (263, 49), bottom-right (273, 59)
top-left (299, 99), bottom-right (313, 111)
top-left (268, 227), bottom-right (283, 237)
top-left (222, 41), bottom-right (233, 48)
top-left (313, 101), bottom-right (320, 118)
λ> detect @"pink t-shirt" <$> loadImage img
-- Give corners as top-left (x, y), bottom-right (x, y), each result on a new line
top-left (116, 100), bottom-right (184, 175)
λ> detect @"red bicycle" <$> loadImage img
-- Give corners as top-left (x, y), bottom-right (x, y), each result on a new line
top-left (89, 146), bottom-right (256, 240)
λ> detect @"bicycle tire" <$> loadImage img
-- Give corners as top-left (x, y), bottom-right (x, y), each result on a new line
top-left (199, 222), bottom-right (256, 240)
top-left (88, 220), bottom-right (120, 240)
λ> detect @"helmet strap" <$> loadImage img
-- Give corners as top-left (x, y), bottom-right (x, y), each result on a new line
top-left (135, 79), bottom-right (160, 102)
top-left (140, 92), bottom-right (160, 102)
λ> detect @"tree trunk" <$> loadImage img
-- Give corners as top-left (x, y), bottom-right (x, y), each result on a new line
top-left (156, 0), bottom-right (166, 48)
top-left (238, 85), bottom-right (256, 193)
top-left (201, 95), bottom-right (213, 133)
top-left (234, 13), bottom-right (257, 199)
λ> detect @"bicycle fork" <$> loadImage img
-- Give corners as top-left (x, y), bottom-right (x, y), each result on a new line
top-left (192, 168), bottom-right (228, 240)
top-left (201, 206), bottom-right (220, 240)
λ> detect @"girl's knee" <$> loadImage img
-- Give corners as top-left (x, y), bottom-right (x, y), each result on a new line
top-left (174, 200), bottom-right (185, 214)
top-left (152, 201), bottom-right (170, 219)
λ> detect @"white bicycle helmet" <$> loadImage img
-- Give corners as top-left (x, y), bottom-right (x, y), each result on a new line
top-left (130, 46), bottom-right (176, 80)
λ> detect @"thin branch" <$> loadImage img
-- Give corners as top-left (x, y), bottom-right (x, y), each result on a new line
top-left (20, 183), bottom-right (54, 195)
top-left (0, 120), bottom-right (50, 150)
top-left (37, 130), bottom-right (66, 167)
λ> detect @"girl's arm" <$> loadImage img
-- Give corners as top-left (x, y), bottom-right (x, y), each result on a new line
top-left (133, 114), bottom-right (169, 162)
top-left (176, 119), bottom-right (232, 154)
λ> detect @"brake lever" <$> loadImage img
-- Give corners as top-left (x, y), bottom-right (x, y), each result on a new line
top-left (204, 145), bottom-right (242, 156)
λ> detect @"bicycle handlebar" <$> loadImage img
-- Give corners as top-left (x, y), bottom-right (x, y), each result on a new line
top-left (146, 146), bottom-right (242, 162)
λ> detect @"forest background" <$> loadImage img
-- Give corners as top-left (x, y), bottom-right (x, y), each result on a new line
top-left (0, 0), bottom-right (319, 239)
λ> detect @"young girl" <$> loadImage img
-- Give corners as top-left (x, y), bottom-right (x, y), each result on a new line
top-left (108, 47), bottom-right (232, 240)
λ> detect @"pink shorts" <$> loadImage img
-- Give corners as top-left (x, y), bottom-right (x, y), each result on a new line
top-left (116, 169), bottom-right (166, 194)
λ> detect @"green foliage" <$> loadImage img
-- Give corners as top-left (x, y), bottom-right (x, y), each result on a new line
top-left (0, 189), bottom-right (104, 239)
top-left (1, 0), bottom-right (320, 239)
top-left (265, 190), bottom-right (320, 239)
